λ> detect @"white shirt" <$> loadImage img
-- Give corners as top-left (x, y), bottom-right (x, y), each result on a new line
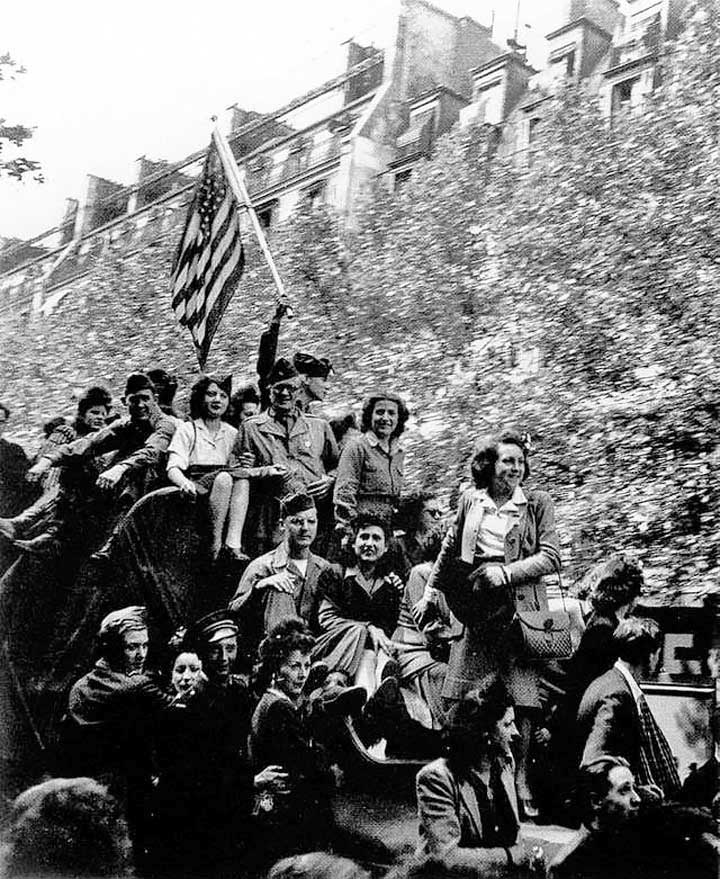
top-left (291, 557), bottom-right (308, 578)
top-left (460, 486), bottom-right (527, 563)
top-left (166, 418), bottom-right (238, 471)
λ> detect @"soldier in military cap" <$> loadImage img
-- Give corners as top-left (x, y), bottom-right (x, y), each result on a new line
top-left (293, 352), bottom-right (333, 415)
top-left (232, 359), bottom-right (338, 554)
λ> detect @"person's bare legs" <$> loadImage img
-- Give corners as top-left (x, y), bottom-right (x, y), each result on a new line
top-left (515, 708), bottom-right (538, 818)
top-left (224, 477), bottom-right (249, 556)
top-left (208, 472), bottom-right (232, 559)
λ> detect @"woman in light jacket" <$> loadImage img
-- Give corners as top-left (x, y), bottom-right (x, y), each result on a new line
top-left (425, 429), bottom-right (561, 819)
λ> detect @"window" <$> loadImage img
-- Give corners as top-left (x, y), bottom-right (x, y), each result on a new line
top-left (528, 116), bottom-right (541, 144)
top-left (255, 200), bottom-right (277, 230)
top-left (611, 76), bottom-right (643, 121)
top-left (303, 180), bottom-right (326, 210)
top-left (394, 169), bottom-right (412, 191)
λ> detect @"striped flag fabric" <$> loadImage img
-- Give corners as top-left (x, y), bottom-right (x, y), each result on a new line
top-left (170, 139), bottom-right (245, 368)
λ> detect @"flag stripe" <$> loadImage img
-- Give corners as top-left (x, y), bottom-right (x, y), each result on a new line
top-left (169, 140), bottom-right (245, 367)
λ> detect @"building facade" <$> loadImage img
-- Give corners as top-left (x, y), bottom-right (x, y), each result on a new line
top-left (0, 0), bottom-right (689, 315)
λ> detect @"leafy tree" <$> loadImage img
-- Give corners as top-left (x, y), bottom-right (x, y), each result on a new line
top-left (3, 1), bottom-right (720, 598)
top-left (1, 53), bottom-right (42, 181)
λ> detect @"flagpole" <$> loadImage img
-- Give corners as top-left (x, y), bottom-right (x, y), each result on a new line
top-left (211, 125), bottom-right (290, 307)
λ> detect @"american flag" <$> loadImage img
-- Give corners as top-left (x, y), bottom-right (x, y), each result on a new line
top-left (170, 138), bottom-right (245, 368)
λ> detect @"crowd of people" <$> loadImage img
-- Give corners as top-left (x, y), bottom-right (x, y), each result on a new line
top-left (0, 304), bottom-right (718, 879)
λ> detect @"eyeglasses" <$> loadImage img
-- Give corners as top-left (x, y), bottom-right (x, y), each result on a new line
top-left (423, 508), bottom-right (444, 519)
top-left (272, 383), bottom-right (299, 394)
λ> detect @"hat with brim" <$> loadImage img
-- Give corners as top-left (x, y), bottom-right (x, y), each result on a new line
top-left (189, 610), bottom-right (239, 645)
top-left (293, 352), bottom-right (333, 379)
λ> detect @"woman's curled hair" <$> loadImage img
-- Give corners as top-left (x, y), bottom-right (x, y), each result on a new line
top-left (189, 375), bottom-right (231, 420)
top-left (470, 429), bottom-right (530, 490)
top-left (256, 617), bottom-right (314, 690)
top-left (444, 674), bottom-right (513, 772)
top-left (360, 392), bottom-right (409, 438)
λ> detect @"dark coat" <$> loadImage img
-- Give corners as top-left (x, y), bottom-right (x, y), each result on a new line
top-left (313, 564), bottom-right (402, 676)
top-left (576, 667), bottom-right (641, 773)
top-left (151, 678), bottom-right (255, 873)
top-left (249, 689), bottom-right (333, 861)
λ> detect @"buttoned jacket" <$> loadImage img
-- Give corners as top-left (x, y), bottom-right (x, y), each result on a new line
top-left (416, 756), bottom-right (520, 867)
top-left (234, 410), bottom-right (338, 492)
top-left (228, 540), bottom-right (331, 631)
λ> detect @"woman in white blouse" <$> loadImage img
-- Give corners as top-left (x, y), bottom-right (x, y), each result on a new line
top-left (426, 429), bottom-right (561, 819)
top-left (167, 376), bottom-right (249, 561)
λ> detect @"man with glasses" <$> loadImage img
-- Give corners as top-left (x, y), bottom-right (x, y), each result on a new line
top-left (233, 358), bottom-right (338, 555)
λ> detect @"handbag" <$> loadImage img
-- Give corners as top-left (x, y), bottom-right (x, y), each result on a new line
top-left (515, 576), bottom-right (573, 661)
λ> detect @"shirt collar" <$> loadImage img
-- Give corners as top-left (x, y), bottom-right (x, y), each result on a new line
top-left (364, 432), bottom-right (405, 452)
top-left (474, 486), bottom-right (527, 512)
top-left (614, 659), bottom-right (644, 703)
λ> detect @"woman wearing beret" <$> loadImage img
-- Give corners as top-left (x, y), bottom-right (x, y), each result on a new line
top-left (426, 429), bottom-right (561, 818)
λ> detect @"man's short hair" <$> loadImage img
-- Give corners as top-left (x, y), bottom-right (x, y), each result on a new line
top-left (614, 617), bottom-right (662, 666)
top-left (0, 402), bottom-right (10, 422)
top-left (351, 512), bottom-right (392, 541)
top-left (579, 755), bottom-right (632, 824)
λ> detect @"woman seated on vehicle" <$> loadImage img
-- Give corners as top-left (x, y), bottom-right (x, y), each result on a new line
top-left (426, 429), bottom-right (561, 820)
top-left (249, 617), bottom-right (335, 865)
top-left (333, 391), bottom-right (409, 531)
top-left (166, 375), bottom-right (249, 561)
top-left (392, 531), bottom-right (454, 732)
top-left (392, 490), bottom-right (447, 579)
top-left (416, 675), bottom-right (526, 873)
top-left (313, 513), bottom-right (403, 700)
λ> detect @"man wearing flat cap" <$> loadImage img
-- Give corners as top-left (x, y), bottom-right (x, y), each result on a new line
top-left (233, 359), bottom-right (338, 555)
top-left (180, 610), bottom-right (287, 872)
top-left (229, 493), bottom-right (331, 641)
top-left (62, 606), bottom-right (173, 866)
top-left (293, 352), bottom-right (333, 415)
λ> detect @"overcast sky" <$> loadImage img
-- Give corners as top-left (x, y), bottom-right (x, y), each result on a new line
top-left (1, 0), bottom-right (568, 241)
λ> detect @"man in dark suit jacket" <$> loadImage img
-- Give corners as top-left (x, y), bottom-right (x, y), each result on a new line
top-left (229, 493), bottom-right (331, 638)
top-left (577, 616), bottom-right (680, 798)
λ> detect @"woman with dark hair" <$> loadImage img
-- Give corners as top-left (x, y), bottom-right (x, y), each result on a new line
top-left (250, 617), bottom-right (334, 864)
top-left (416, 675), bottom-right (525, 871)
top-left (426, 429), bottom-right (561, 819)
top-left (333, 391), bottom-right (409, 529)
top-left (394, 490), bottom-right (446, 579)
top-left (313, 513), bottom-right (403, 700)
top-left (229, 382), bottom-right (261, 427)
top-left (167, 374), bottom-right (250, 560)
top-left (392, 530), bottom-right (454, 732)
top-left (567, 553), bottom-right (644, 707)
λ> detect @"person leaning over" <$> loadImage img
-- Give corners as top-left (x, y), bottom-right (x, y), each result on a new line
top-left (28, 372), bottom-right (176, 506)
